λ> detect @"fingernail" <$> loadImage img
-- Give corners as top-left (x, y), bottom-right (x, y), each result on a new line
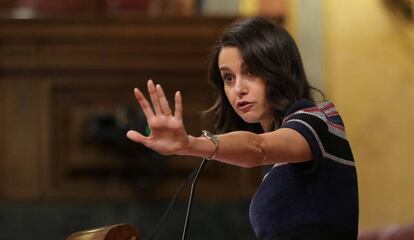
top-left (126, 130), bottom-right (134, 137)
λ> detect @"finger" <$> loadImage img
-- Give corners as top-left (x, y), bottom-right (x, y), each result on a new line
top-left (126, 130), bottom-right (149, 146)
top-left (134, 88), bottom-right (155, 119)
top-left (156, 84), bottom-right (172, 116)
top-left (174, 91), bottom-right (183, 120)
top-left (148, 80), bottom-right (161, 115)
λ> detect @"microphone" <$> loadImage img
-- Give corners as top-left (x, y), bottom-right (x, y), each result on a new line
top-left (145, 158), bottom-right (207, 240)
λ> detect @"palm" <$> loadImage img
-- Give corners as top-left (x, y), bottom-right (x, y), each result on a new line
top-left (145, 116), bottom-right (187, 155)
top-left (127, 80), bottom-right (189, 156)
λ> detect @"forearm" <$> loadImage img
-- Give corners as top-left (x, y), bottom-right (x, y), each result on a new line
top-left (181, 131), bottom-right (267, 168)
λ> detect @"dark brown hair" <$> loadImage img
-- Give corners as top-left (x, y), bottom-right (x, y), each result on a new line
top-left (206, 16), bottom-right (320, 133)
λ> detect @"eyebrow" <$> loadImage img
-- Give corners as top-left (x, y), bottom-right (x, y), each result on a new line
top-left (241, 62), bottom-right (249, 71)
top-left (219, 61), bottom-right (247, 72)
top-left (219, 66), bottom-right (232, 72)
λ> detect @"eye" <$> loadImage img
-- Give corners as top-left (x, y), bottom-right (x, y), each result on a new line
top-left (222, 73), bottom-right (235, 83)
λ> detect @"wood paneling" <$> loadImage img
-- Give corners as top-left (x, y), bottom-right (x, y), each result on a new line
top-left (0, 16), bottom-right (262, 201)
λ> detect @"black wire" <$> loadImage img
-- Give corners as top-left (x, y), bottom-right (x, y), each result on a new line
top-left (145, 166), bottom-right (199, 240)
top-left (181, 159), bottom-right (207, 240)
top-left (145, 159), bottom-right (207, 240)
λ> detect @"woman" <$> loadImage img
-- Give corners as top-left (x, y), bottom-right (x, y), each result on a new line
top-left (127, 17), bottom-right (358, 240)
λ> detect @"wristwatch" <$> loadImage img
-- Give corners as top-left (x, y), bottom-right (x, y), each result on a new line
top-left (201, 130), bottom-right (219, 160)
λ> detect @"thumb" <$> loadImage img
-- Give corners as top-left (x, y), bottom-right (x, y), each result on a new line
top-left (126, 130), bottom-right (148, 145)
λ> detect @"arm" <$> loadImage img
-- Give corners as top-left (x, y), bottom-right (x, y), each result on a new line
top-left (126, 80), bottom-right (312, 168)
top-left (183, 128), bottom-right (312, 168)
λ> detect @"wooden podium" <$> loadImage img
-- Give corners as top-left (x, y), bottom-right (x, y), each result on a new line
top-left (66, 224), bottom-right (140, 240)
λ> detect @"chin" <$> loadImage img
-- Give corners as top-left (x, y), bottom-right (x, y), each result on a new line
top-left (239, 115), bottom-right (259, 124)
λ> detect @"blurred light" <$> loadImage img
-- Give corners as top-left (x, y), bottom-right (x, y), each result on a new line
top-left (11, 7), bottom-right (37, 19)
top-left (240, 0), bottom-right (259, 16)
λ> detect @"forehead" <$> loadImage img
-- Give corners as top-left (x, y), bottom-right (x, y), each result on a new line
top-left (218, 46), bottom-right (244, 69)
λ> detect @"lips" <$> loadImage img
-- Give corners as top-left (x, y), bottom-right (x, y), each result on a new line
top-left (236, 100), bottom-right (255, 113)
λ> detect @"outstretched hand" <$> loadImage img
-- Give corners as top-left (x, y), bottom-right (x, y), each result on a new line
top-left (126, 80), bottom-right (189, 156)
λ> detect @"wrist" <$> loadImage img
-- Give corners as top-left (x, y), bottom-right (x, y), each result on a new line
top-left (176, 135), bottom-right (194, 156)
top-left (201, 130), bottom-right (219, 160)
top-left (176, 133), bottom-right (219, 160)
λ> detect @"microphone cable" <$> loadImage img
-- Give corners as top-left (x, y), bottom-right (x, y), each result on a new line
top-left (145, 158), bottom-right (207, 240)
top-left (181, 158), bottom-right (207, 240)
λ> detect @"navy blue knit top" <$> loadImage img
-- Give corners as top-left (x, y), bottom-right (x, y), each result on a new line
top-left (249, 99), bottom-right (359, 239)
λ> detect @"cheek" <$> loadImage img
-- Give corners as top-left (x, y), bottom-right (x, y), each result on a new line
top-left (224, 87), bottom-right (237, 111)
top-left (224, 86), bottom-right (233, 101)
top-left (257, 83), bottom-right (268, 102)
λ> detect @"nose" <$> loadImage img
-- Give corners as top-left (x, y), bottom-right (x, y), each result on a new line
top-left (234, 77), bottom-right (248, 97)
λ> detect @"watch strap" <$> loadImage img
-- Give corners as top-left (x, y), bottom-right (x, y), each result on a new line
top-left (201, 130), bottom-right (219, 160)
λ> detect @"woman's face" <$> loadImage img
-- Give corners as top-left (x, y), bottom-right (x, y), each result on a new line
top-left (218, 46), bottom-right (273, 131)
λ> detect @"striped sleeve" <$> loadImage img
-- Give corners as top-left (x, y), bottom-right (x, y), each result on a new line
top-left (280, 100), bottom-right (355, 172)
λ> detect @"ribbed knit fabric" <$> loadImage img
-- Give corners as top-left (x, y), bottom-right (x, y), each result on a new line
top-left (249, 99), bottom-right (359, 240)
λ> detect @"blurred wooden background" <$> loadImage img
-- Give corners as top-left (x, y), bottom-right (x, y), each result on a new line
top-left (0, 16), bottom-right (268, 201)
top-left (1, 0), bottom-right (414, 237)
